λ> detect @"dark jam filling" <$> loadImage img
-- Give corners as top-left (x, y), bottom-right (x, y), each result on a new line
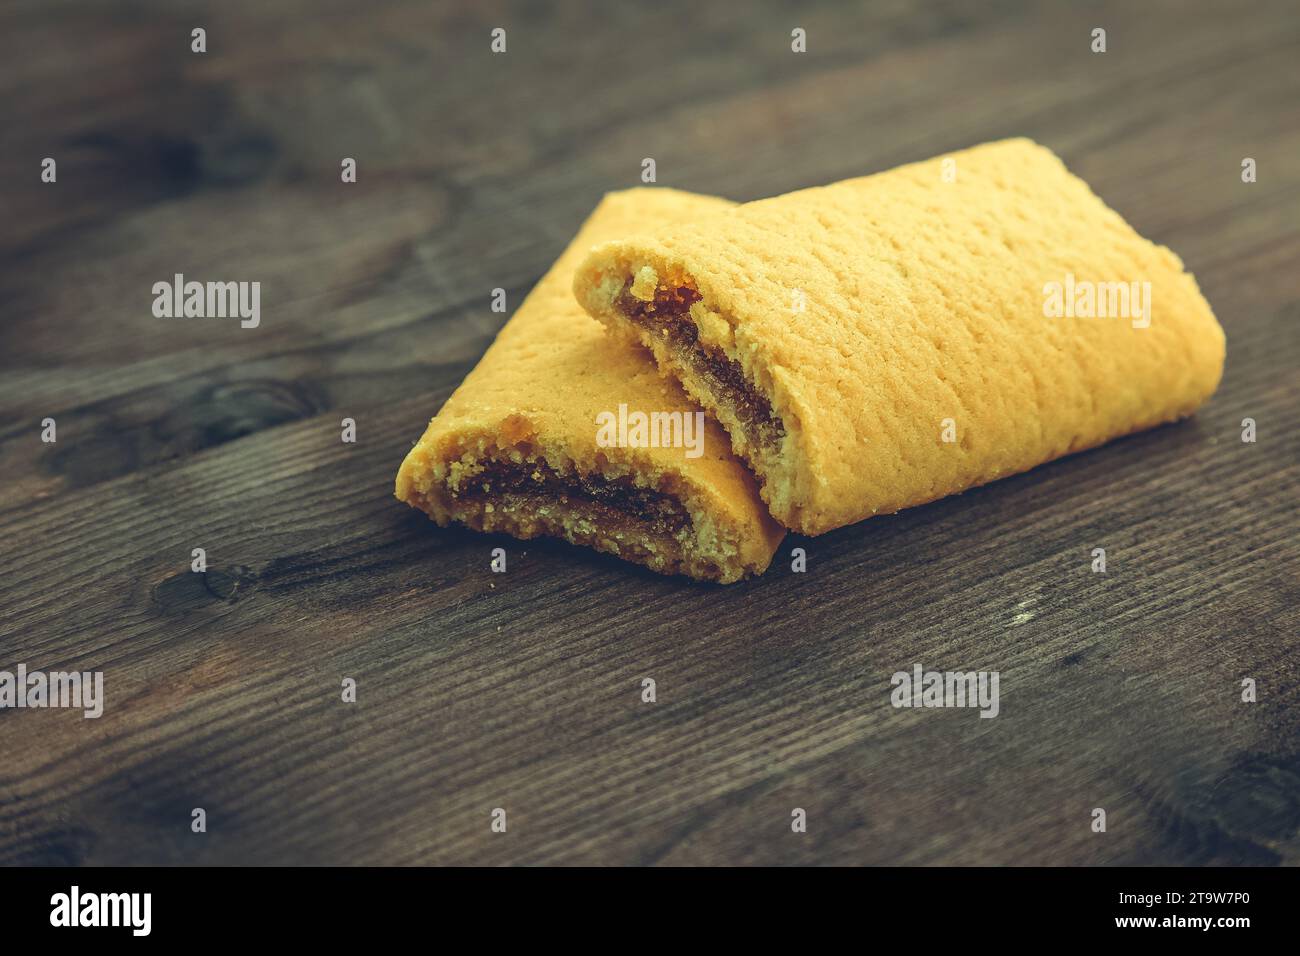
top-left (616, 281), bottom-right (785, 452)
top-left (454, 460), bottom-right (690, 537)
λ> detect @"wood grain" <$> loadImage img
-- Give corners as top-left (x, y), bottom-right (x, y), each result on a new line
top-left (0, 0), bottom-right (1297, 866)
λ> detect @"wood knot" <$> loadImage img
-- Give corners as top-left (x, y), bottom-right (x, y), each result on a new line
top-left (152, 565), bottom-right (258, 610)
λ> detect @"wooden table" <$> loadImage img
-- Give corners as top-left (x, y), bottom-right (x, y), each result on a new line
top-left (2, 0), bottom-right (1296, 866)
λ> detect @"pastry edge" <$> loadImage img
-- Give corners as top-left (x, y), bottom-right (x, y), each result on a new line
top-left (395, 419), bottom-right (783, 584)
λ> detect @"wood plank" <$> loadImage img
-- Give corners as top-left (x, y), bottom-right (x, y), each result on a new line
top-left (0, 0), bottom-right (1296, 865)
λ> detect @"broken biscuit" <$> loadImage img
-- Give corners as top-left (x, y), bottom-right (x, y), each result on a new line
top-left (396, 189), bottom-right (785, 583)
top-left (575, 139), bottom-right (1226, 535)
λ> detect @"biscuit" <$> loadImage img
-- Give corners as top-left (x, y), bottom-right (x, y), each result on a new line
top-left (395, 189), bottom-right (785, 583)
top-left (574, 138), bottom-right (1226, 535)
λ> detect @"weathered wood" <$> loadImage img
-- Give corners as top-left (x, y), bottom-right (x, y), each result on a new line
top-left (0, 0), bottom-right (1297, 865)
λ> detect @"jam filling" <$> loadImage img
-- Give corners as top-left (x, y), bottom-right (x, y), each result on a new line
top-left (616, 281), bottom-right (785, 452)
top-left (453, 460), bottom-right (691, 537)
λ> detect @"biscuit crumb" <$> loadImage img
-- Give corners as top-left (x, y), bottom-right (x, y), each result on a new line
top-left (630, 265), bottom-right (659, 302)
top-left (690, 300), bottom-right (734, 350)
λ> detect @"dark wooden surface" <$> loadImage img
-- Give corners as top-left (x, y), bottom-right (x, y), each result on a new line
top-left (1, 0), bottom-right (1297, 866)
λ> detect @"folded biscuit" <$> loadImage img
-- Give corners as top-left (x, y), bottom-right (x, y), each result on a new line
top-left (396, 189), bottom-right (784, 583)
top-left (575, 138), bottom-right (1226, 535)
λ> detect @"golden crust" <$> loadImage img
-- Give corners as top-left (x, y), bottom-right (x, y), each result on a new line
top-left (396, 188), bottom-right (785, 583)
top-left (575, 139), bottom-right (1226, 535)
